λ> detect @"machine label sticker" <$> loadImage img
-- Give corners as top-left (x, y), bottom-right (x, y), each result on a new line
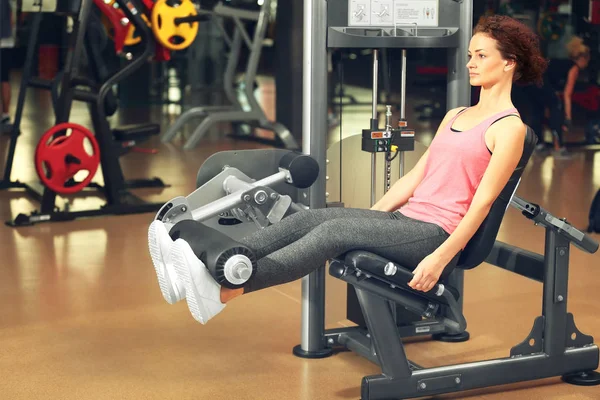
top-left (394, 0), bottom-right (439, 27)
top-left (22, 0), bottom-right (58, 12)
top-left (371, 0), bottom-right (394, 26)
top-left (348, 0), bottom-right (439, 27)
top-left (349, 0), bottom-right (372, 25)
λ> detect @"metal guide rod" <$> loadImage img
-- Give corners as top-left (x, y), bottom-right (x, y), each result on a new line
top-left (371, 50), bottom-right (379, 205)
top-left (297, 0), bottom-right (329, 356)
top-left (399, 49), bottom-right (407, 178)
top-left (385, 106), bottom-right (392, 192)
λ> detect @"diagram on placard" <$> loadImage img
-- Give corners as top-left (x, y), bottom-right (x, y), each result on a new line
top-left (371, 0), bottom-right (393, 25)
top-left (349, 0), bottom-right (371, 25)
top-left (394, 0), bottom-right (439, 27)
top-left (349, 0), bottom-right (439, 27)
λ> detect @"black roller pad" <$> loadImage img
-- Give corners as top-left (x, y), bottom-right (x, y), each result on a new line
top-left (169, 220), bottom-right (257, 288)
top-left (278, 152), bottom-right (319, 189)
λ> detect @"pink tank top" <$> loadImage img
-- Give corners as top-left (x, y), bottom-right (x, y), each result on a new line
top-left (400, 107), bottom-right (520, 235)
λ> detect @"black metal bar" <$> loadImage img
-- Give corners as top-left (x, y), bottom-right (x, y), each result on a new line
top-left (92, 0), bottom-right (155, 204)
top-left (512, 195), bottom-right (598, 254)
top-left (355, 287), bottom-right (413, 379)
top-left (28, 77), bottom-right (54, 90)
top-left (543, 229), bottom-right (570, 357)
top-left (485, 241), bottom-right (545, 282)
top-left (6, 200), bottom-right (164, 227)
top-left (174, 14), bottom-right (210, 25)
top-left (40, 0), bottom-right (93, 213)
top-left (72, 89), bottom-right (98, 104)
top-left (362, 347), bottom-right (599, 400)
top-left (337, 330), bottom-right (379, 366)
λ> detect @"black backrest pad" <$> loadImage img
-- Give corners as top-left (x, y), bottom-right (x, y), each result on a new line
top-left (457, 126), bottom-right (537, 269)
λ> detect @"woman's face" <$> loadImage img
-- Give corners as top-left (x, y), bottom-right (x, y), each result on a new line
top-left (466, 33), bottom-right (515, 88)
top-left (576, 53), bottom-right (590, 69)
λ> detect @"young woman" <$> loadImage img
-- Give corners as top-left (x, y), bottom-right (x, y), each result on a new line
top-left (148, 15), bottom-right (547, 325)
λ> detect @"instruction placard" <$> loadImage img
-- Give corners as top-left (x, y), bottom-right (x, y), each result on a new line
top-left (394, 0), bottom-right (439, 27)
top-left (21, 0), bottom-right (57, 12)
top-left (348, 0), bottom-right (440, 27)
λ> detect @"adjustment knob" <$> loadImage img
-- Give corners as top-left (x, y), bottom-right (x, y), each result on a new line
top-left (384, 262), bottom-right (397, 276)
top-left (223, 255), bottom-right (254, 285)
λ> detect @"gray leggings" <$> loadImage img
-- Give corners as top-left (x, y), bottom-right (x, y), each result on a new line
top-left (235, 208), bottom-right (457, 293)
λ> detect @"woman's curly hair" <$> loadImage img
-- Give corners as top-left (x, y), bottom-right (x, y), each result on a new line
top-left (474, 15), bottom-right (548, 86)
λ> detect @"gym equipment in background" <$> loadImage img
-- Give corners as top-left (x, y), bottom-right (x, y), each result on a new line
top-left (34, 123), bottom-right (101, 194)
top-left (160, 0), bottom-right (299, 150)
top-left (1, 0), bottom-right (168, 226)
top-left (98, 0), bottom-right (147, 54)
top-left (151, 0), bottom-right (200, 51)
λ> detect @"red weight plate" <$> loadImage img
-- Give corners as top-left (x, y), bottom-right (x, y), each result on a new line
top-left (35, 123), bottom-right (101, 194)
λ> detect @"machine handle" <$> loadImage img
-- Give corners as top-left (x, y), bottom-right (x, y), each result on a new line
top-left (512, 195), bottom-right (599, 254)
top-left (382, 261), bottom-right (446, 296)
top-left (574, 232), bottom-right (599, 254)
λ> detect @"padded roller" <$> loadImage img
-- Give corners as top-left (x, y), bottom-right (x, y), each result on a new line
top-left (169, 220), bottom-right (257, 289)
top-left (279, 152), bottom-right (319, 189)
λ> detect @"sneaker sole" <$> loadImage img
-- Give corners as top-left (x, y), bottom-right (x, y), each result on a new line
top-left (171, 239), bottom-right (224, 325)
top-left (148, 220), bottom-right (182, 304)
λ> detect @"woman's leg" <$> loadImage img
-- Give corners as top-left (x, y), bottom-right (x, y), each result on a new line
top-left (148, 208), bottom-right (396, 305)
top-left (543, 87), bottom-right (568, 153)
top-left (236, 207), bottom-right (398, 259)
top-left (170, 212), bottom-right (451, 324)
top-left (243, 213), bottom-right (450, 293)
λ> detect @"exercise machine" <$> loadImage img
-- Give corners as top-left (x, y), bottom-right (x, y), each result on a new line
top-left (1, 0), bottom-right (168, 226)
top-left (150, 0), bottom-right (599, 398)
top-left (298, 0), bottom-right (600, 398)
top-left (160, 0), bottom-right (299, 150)
top-left (296, 0), bottom-right (474, 359)
top-left (150, 138), bottom-right (600, 399)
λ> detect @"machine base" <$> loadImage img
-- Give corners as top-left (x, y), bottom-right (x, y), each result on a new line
top-left (292, 344), bottom-right (334, 359)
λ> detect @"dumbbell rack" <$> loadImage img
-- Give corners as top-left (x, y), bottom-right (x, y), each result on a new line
top-left (1, 0), bottom-right (168, 226)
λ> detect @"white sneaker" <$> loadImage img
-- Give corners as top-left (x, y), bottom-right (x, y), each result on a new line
top-left (171, 238), bottom-right (226, 325)
top-left (148, 220), bottom-right (186, 304)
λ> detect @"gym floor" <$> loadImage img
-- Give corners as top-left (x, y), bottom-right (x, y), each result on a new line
top-left (1, 76), bottom-right (599, 400)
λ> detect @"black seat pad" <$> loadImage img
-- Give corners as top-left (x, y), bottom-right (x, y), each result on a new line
top-left (113, 123), bottom-right (160, 141)
top-left (341, 251), bottom-right (460, 302)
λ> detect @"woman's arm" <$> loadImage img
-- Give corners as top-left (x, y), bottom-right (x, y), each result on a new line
top-left (563, 65), bottom-right (579, 122)
top-left (371, 107), bottom-right (466, 212)
top-left (408, 116), bottom-right (526, 291)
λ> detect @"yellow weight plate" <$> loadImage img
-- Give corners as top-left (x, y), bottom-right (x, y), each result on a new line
top-left (151, 0), bottom-right (199, 51)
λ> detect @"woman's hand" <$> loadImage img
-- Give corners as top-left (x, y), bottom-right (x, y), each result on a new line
top-left (408, 253), bottom-right (448, 292)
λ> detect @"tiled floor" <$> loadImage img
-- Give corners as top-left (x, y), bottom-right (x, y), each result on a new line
top-left (0, 72), bottom-right (599, 400)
